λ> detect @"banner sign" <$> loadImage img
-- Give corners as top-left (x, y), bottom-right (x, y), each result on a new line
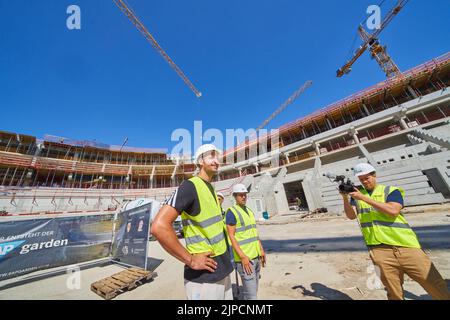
top-left (0, 214), bottom-right (114, 281)
top-left (111, 203), bottom-right (152, 270)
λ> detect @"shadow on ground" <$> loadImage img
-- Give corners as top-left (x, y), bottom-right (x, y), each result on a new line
top-left (147, 257), bottom-right (164, 272)
top-left (262, 225), bottom-right (450, 253)
top-left (292, 283), bottom-right (353, 300)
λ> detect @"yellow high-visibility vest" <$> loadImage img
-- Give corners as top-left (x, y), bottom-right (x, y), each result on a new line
top-left (181, 177), bottom-right (227, 256)
top-left (227, 205), bottom-right (261, 262)
top-left (356, 184), bottom-right (421, 248)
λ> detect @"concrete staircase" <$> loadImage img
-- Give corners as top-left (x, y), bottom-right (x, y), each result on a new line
top-left (407, 134), bottom-right (444, 154)
top-left (412, 128), bottom-right (450, 150)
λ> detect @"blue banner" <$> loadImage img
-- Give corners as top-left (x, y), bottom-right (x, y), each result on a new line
top-left (0, 214), bottom-right (114, 281)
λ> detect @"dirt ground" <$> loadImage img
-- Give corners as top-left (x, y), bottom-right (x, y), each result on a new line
top-left (1, 206), bottom-right (449, 300)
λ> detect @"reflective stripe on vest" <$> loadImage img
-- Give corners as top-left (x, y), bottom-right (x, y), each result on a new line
top-left (356, 184), bottom-right (421, 248)
top-left (227, 205), bottom-right (261, 261)
top-left (181, 176), bottom-right (227, 256)
top-left (185, 232), bottom-right (225, 246)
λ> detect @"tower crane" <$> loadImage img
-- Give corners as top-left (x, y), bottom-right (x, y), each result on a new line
top-left (113, 0), bottom-right (202, 98)
top-left (337, 0), bottom-right (408, 78)
top-left (256, 80), bottom-right (312, 132)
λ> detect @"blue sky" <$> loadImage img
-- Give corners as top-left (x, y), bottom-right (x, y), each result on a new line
top-left (0, 0), bottom-right (449, 152)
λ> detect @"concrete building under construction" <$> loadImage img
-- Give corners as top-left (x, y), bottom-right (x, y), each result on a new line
top-left (1, 52), bottom-right (449, 218)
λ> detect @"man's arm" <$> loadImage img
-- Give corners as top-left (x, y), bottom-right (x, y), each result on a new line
top-left (226, 224), bottom-right (246, 261)
top-left (151, 205), bottom-right (217, 272)
top-left (348, 188), bottom-right (402, 216)
top-left (258, 240), bottom-right (266, 267)
top-left (226, 223), bottom-right (254, 275)
top-left (341, 193), bottom-right (357, 220)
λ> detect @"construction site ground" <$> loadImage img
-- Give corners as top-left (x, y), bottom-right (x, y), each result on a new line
top-left (1, 204), bottom-right (449, 300)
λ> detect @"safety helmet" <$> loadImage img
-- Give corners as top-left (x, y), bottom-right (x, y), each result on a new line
top-left (353, 163), bottom-right (376, 177)
top-left (194, 144), bottom-right (221, 165)
top-left (232, 183), bottom-right (248, 194)
top-left (216, 192), bottom-right (224, 199)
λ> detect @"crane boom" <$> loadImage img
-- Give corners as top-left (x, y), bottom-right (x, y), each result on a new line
top-left (337, 0), bottom-right (407, 78)
top-left (113, 0), bottom-right (202, 98)
top-left (256, 80), bottom-right (312, 131)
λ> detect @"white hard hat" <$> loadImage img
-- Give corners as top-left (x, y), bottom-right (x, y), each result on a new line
top-left (216, 192), bottom-right (224, 199)
top-left (232, 183), bottom-right (248, 194)
top-left (353, 163), bottom-right (376, 177)
top-left (194, 144), bottom-right (221, 165)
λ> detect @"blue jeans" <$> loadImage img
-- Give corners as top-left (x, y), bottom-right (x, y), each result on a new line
top-left (236, 257), bottom-right (261, 300)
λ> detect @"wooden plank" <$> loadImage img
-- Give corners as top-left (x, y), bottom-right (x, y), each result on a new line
top-left (91, 286), bottom-right (116, 300)
top-left (122, 271), bottom-right (142, 280)
top-left (112, 273), bottom-right (135, 283)
top-left (91, 267), bottom-right (153, 300)
top-left (129, 268), bottom-right (153, 279)
top-left (121, 270), bottom-right (139, 278)
top-left (107, 278), bottom-right (128, 288)
top-left (129, 268), bottom-right (150, 275)
top-left (91, 283), bottom-right (117, 300)
top-left (93, 280), bottom-right (118, 291)
top-left (101, 280), bottom-right (122, 290)
top-left (96, 284), bottom-right (116, 294)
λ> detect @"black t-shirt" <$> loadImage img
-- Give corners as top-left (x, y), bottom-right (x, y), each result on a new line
top-left (165, 178), bottom-right (233, 283)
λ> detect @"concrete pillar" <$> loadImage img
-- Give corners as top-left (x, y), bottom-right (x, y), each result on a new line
top-left (358, 144), bottom-right (378, 168)
top-left (325, 117), bottom-right (333, 129)
top-left (348, 126), bottom-right (360, 144)
top-left (34, 143), bottom-right (43, 156)
top-left (273, 181), bottom-right (290, 215)
top-left (395, 108), bottom-right (409, 130)
top-left (362, 103), bottom-right (370, 116)
top-left (284, 153), bottom-right (290, 164)
top-left (311, 140), bottom-right (320, 155)
top-left (407, 85), bottom-right (418, 99)
top-left (150, 165), bottom-right (156, 189)
top-left (301, 127), bottom-right (307, 139)
top-left (436, 165), bottom-right (450, 196)
top-left (399, 117), bottom-right (408, 130)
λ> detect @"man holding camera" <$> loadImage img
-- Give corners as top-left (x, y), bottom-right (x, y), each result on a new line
top-left (342, 163), bottom-right (449, 300)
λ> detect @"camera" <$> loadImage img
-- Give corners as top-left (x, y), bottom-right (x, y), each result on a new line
top-left (323, 172), bottom-right (356, 194)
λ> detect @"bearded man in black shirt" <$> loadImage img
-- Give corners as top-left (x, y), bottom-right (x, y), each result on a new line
top-left (151, 144), bottom-right (234, 300)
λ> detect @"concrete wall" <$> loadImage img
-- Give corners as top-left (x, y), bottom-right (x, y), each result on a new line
top-left (0, 187), bottom-right (175, 215)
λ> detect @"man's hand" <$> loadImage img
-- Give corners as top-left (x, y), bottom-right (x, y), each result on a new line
top-left (260, 250), bottom-right (266, 268)
top-left (339, 190), bottom-right (349, 198)
top-left (347, 187), bottom-right (402, 216)
top-left (240, 255), bottom-right (253, 275)
top-left (348, 187), bottom-right (366, 201)
top-left (340, 187), bottom-right (357, 220)
top-left (188, 252), bottom-right (218, 273)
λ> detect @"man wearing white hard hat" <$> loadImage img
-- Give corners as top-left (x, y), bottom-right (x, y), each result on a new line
top-left (216, 192), bottom-right (225, 217)
top-left (342, 163), bottom-right (449, 300)
top-left (152, 144), bottom-right (234, 300)
top-left (225, 183), bottom-right (266, 300)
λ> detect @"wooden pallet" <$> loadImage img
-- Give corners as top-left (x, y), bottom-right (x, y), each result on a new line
top-left (91, 267), bottom-right (154, 300)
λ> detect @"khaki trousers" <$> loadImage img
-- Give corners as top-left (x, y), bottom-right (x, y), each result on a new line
top-left (369, 246), bottom-right (450, 300)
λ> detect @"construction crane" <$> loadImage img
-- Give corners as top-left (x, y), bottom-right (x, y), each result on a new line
top-left (337, 0), bottom-right (408, 78)
top-left (113, 0), bottom-right (202, 98)
top-left (256, 80), bottom-right (312, 132)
